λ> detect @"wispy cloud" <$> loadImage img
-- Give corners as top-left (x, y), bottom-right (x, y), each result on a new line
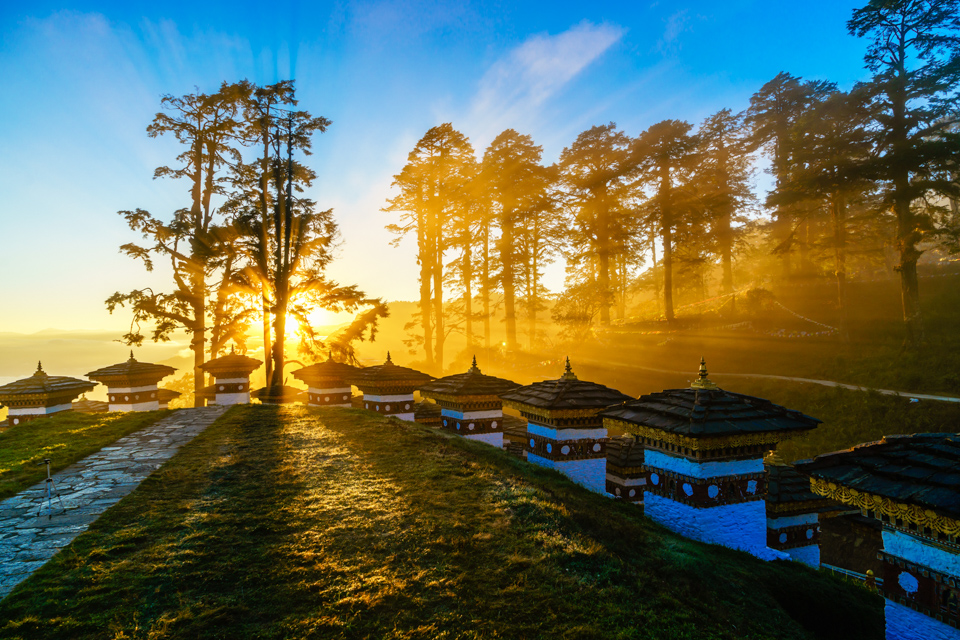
top-left (658, 10), bottom-right (692, 54)
top-left (465, 21), bottom-right (624, 146)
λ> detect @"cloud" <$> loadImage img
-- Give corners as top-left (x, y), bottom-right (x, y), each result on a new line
top-left (658, 10), bottom-right (692, 54)
top-left (466, 21), bottom-right (624, 146)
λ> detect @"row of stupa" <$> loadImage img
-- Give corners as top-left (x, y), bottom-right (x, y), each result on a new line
top-left (3, 350), bottom-right (955, 639)
top-left (0, 350), bottom-right (824, 567)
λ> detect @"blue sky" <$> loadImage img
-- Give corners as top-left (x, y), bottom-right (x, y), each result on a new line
top-left (0, 0), bottom-right (871, 333)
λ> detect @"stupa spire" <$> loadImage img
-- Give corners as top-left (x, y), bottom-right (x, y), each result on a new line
top-left (469, 355), bottom-right (480, 373)
top-left (690, 356), bottom-right (718, 390)
top-left (561, 356), bottom-right (577, 380)
top-left (385, 351), bottom-right (392, 364)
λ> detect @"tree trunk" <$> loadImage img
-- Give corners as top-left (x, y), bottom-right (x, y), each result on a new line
top-left (464, 239), bottom-right (473, 346)
top-left (502, 219), bottom-right (517, 350)
top-left (597, 191), bottom-right (611, 326)
top-left (482, 221), bottom-right (490, 349)
top-left (832, 193), bottom-right (849, 341)
top-left (660, 168), bottom-right (675, 322)
top-left (262, 294), bottom-right (272, 384)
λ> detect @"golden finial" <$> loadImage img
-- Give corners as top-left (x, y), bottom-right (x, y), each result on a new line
top-left (36, 360), bottom-right (43, 372)
top-left (230, 344), bottom-right (236, 355)
top-left (469, 355), bottom-right (480, 373)
top-left (386, 351), bottom-right (392, 364)
top-left (690, 356), bottom-right (718, 390)
top-left (561, 356), bottom-right (578, 380)
top-left (328, 349), bottom-right (334, 362)
top-left (128, 350), bottom-right (136, 362)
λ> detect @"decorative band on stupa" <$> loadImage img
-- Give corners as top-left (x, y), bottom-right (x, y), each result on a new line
top-left (500, 357), bottom-right (632, 493)
top-left (797, 434), bottom-right (960, 640)
top-left (0, 362), bottom-right (96, 426)
top-left (292, 351), bottom-right (357, 408)
top-left (198, 346), bottom-right (263, 406)
top-left (600, 358), bottom-right (820, 561)
top-left (86, 352), bottom-right (176, 412)
top-left (348, 352), bottom-right (433, 421)
top-left (418, 356), bottom-right (520, 447)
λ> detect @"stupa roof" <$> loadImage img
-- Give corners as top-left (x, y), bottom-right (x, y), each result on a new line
top-left (0, 362), bottom-right (96, 399)
top-left (199, 348), bottom-right (262, 376)
top-left (766, 457), bottom-right (824, 507)
top-left (606, 436), bottom-right (645, 468)
top-left (348, 353), bottom-right (433, 387)
top-left (599, 359), bottom-right (819, 439)
top-left (157, 388), bottom-right (181, 403)
top-left (499, 358), bottom-right (631, 411)
top-left (795, 433), bottom-right (960, 522)
top-left (72, 395), bottom-right (108, 413)
top-left (86, 352), bottom-right (176, 384)
top-left (292, 353), bottom-right (359, 384)
top-left (418, 357), bottom-right (520, 398)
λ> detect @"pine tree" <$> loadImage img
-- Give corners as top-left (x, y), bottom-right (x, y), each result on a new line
top-left (558, 124), bottom-right (635, 326)
top-left (106, 82), bottom-right (246, 406)
top-left (848, 0), bottom-right (960, 347)
top-left (632, 120), bottom-right (699, 322)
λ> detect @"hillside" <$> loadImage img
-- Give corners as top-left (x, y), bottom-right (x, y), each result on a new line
top-left (0, 405), bottom-right (881, 639)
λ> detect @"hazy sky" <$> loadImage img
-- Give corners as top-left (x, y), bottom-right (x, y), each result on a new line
top-left (0, 0), bottom-right (871, 334)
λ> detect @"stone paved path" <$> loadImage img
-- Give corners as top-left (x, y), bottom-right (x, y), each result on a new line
top-left (0, 406), bottom-right (228, 600)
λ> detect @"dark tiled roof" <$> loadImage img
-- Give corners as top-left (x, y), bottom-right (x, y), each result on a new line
top-left (0, 364), bottom-right (96, 398)
top-left (86, 353), bottom-right (176, 382)
top-left (418, 358), bottom-right (519, 397)
top-left (606, 436), bottom-right (645, 467)
top-left (414, 400), bottom-right (442, 423)
top-left (499, 359), bottom-right (631, 411)
top-left (599, 387), bottom-right (819, 438)
top-left (199, 351), bottom-right (262, 375)
top-left (157, 388), bottom-right (181, 402)
top-left (795, 433), bottom-right (960, 520)
top-left (252, 385), bottom-right (306, 403)
top-left (292, 358), bottom-right (358, 383)
top-left (766, 461), bottom-right (821, 505)
top-left (73, 397), bottom-right (108, 413)
top-left (348, 353), bottom-right (433, 386)
top-left (501, 414), bottom-right (529, 440)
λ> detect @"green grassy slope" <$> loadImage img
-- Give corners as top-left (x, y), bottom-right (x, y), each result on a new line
top-left (0, 410), bottom-right (169, 500)
top-left (0, 406), bottom-right (882, 639)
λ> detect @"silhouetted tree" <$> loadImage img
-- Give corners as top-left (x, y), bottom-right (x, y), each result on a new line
top-left (849, 0), bottom-right (960, 347)
top-left (747, 73), bottom-right (837, 276)
top-left (481, 130), bottom-right (552, 349)
top-left (558, 123), bottom-right (635, 326)
top-left (385, 124), bottom-right (475, 370)
top-left (106, 82), bottom-right (245, 406)
top-left (633, 120), bottom-right (699, 322)
top-left (696, 109), bottom-right (755, 295)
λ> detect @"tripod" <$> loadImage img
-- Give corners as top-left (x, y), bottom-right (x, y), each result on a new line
top-left (35, 458), bottom-right (65, 519)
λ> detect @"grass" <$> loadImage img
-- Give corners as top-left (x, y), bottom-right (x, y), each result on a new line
top-left (0, 410), bottom-right (169, 500)
top-left (722, 382), bottom-right (960, 463)
top-left (0, 405), bottom-right (882, 639)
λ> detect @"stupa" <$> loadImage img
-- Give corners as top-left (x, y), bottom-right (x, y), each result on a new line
top-left (0, 362), bottom-right (96, 426)
top-left (291, 352), bottom-right (358, 408)
top-left (798, 434), bottom-right (960, 640)
top-left (418, 356), bottom-right (520, 447)
top-left (86, 352), bottom-right (176, 412)
top-left (500, 358), bottom-right (632, 493)
top-left (600, 358), bottom-right (820, 560)
top-left (349, 352), bottom-right (433, 421)
top-left (765, 454), bottom-right (834, 567)
top-left (606, 435), bottom-right (646, 504)
top-left (199, 347), bottom-right (263, 405)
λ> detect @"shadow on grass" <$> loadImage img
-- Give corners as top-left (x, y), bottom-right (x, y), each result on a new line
top-left (0, 405), bottom-right (883, 640)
